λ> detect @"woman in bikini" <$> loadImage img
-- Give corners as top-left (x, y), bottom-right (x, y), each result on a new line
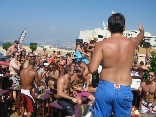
top-left (48, 62), bottom-right (59, 96)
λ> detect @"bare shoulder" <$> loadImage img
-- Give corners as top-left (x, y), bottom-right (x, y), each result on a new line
top-left (129, 37), bottom-right (138, 44)
top-left (141, 82), bottom-right (146, 87)
top-left (20, 68), bottom-right (26, 73)
top-left (58, 76), bottom-right (65, 82)
top-left (94, 41), bottom-right (104, 50)
top-left (7, 46), bottom-right (11, 50)
top-left (27, 69), bottom-right (37, 76)
top-left (32, 69), bottom-right (38, 74)
top-left (97, 40), bottom-right (106, 46)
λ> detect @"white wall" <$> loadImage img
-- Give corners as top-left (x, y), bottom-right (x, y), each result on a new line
top-left (79, 28), bottom-right (156, 45)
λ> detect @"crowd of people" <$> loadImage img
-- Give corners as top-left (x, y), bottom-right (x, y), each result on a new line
top-left (3, 13), bottom-right (156, 117)
top-left (6, 35), bottom-right (99, 117)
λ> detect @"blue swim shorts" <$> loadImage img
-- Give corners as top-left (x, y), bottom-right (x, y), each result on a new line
top-left (93, 80), bottom-right (133, 117)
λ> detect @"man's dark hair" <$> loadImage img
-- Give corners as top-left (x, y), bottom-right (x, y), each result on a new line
top-left (108, 13), bottom-right (125, 33)
top-left (140, 61), bottom-right (144, 66)
top-left (78, 61), bottom-right (85, 66)
top-left (29, 59), bottom-right (36, 66)
top-left (90, 40), bottom-right (96, 44)
top-left (66, 53), bottom-right (71, 57)
top-left (28, 52), bottom-right (34, 56)
top-left (75, 66), bottom-right (81, 73)
top-left (64, 65), bottom-right (72, 74)
top-left (72, 59), bottom-right (78, 64)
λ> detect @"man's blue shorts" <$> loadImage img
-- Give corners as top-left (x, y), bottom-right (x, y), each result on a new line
top-left (93, 80), bottom-right (133, 117)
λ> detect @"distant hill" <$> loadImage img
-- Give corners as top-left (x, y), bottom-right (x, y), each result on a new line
top-left (0, 41), bottom-right (4, 46)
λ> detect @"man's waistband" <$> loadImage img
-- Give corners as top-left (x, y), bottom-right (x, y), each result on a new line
top-left (99, 80), bottom-right (131, 89)
top-left (21, 89), bottom-right (32, 95)
top-left (141, 100), bottom-right (156, 112)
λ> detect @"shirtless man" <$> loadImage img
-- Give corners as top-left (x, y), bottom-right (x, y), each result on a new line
top-left (9, 51), bottom-right (21, 100)
top-left (40, 48), bottom-right (48, 61)
top-left (6, 40), bottom-right (19, 57)
top-left (89, 13), bottom-right (144, 117)
top-left (138, 61), bottom-right (148, 76)
top-left (145, 46), bottom-right (152, 65)
top-left (79, 61), bottom-right (96, 93)
top-left (138, 71), bottom-right (156, 114)
top-left (19, 44), bottom-right (26, 53)
top-left (70, 66), bottom-right (82, 103)
top-left (139, 61), bottom-right (148, 70)
top-left (23, 52), bottom-right (40, 69)
top-left (57, 65), bottom-right (78, 117)
top-left (71, 66), bottom-right (95, 116)
top-left (66, 53), bottom-right (73, 65)
top-left (71, 66), bottom-right (95, 104)
top-left (20, 59), bottom-right (40, 117)
top-left (9, 51), bottom-right (21, 85)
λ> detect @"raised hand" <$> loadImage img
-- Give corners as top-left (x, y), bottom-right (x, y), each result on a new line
top-left (138, 23), bottom-right (144, 31)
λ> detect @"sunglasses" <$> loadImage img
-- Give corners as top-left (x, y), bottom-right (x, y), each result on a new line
top-left (29, 56), bottom-right (35, 58)
top-left (89, 46), bottom-right (94, 49)
top-left (148, 74), bottom-right (154, 77)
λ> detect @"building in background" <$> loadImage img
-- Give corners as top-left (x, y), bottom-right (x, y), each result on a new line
top-left (79, 21), bottom-right (156, 47)
top-left (79, 12), bottom-right (156, 47)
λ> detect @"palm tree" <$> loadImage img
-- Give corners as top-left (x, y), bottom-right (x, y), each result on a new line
top-left (29, 44), bottom-right (37, 52)
top-left (2, 42), bottom-right (12, 51)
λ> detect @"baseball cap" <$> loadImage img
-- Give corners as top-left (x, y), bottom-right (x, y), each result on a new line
top-left (14, 40), bottom-right (19, 44)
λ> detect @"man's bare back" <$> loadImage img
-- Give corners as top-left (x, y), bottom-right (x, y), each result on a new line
top-left (89, 13), bottom-right (144, 117)
top-left (89, 24), bottom-right (144, 86)
top-left (20, 59), bottom-right (40, 90)
top-left (98, 36), bottom-right (135, 85)
top-left (20, 59), bottom-right (40, 117)
top-left (20, 68), bottom-right (38, 90)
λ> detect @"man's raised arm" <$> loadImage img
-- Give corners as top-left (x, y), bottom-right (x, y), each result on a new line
top-left (6, 46), bottom-right (12, 56)
top-left (132, 23), bottom-right (144, 48)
